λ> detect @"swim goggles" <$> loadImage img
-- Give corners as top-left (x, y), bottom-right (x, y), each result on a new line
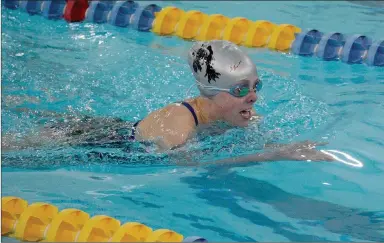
top-left (197, 80), bottom-right (263, 97)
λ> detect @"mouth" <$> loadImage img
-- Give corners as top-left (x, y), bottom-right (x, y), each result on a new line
top-left (240, 109), bottom-right (252, 120)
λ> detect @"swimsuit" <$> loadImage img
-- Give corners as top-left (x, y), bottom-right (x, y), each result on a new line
top-left (44, 101), bottom-right (198, 147)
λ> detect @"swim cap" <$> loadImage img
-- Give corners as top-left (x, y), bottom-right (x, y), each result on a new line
top-left (188, 40), bottom-right (258, 97)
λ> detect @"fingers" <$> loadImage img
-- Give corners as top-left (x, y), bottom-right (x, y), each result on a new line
top-left (305, 151), bottom-right (334, 162)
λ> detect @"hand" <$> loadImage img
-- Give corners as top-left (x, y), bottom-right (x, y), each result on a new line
top-left (272, 140), bottom-right (334, 162)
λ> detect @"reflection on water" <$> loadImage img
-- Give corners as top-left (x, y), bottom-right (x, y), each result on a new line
top-left (181, 167), bottom-right (384, 242)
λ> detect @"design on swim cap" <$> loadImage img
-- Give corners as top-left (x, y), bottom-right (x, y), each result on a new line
top-left (230, 60), bottom-right (242, 72)
top-left (191, 43), bottom-right (221, 83)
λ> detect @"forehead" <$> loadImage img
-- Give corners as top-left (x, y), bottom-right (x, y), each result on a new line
top-left (236, 75), bottom-right (260, 85)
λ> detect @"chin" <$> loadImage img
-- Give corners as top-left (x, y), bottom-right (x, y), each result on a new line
top-left (224, 114), bottom-right (251, 127)
top-left (239, 122), bottom-right (250, 127)
top-left (233, 120), bottom-right (250, 127)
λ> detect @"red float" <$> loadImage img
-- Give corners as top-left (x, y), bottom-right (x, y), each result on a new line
top-left (63, 0), bottom-right (89, 22)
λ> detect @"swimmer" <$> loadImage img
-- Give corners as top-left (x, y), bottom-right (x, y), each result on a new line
top-left (2, 40), bottom-right (333, 164)
top-left (133, 40), bottom-right (333, 164)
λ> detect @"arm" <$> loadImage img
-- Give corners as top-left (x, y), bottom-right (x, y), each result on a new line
top-left (202, 151), bottom-right (280, 166)
top-left (174, 140), bottom-right (334, 167)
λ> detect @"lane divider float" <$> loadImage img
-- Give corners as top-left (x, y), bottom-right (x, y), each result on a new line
top-left (4, 1), bottom-right (383, 65)
top-left (1, 196), bottom-right (207, 242)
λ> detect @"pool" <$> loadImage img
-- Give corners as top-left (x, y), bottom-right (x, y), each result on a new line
top-left (2, 1), bottom-right (384, 242)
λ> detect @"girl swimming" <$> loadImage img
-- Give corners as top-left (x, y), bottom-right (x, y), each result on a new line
top-left (2, 40), bottom-right (333, 165)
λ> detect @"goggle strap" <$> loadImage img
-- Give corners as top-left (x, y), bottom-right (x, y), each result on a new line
top-left (196, 81), bottom-right (229, 92)
top-left (196, 80), bottom-right (262, 96)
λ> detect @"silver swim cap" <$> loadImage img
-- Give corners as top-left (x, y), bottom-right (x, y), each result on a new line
top-left (188, 40), bottom-right (258, 97)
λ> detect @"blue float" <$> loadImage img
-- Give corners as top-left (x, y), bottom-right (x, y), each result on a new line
top-left (366, 39), bottom-right (384, 66)
top-left (99, 0), bottom-right (117, 11)
top-left (3, 0), bottom-right (19, 9)
top-left (131, 4), bottom-right (162, 31)
top-left (19, 0), bottom-right (42, 15)
top-left (341, 34), bottom-right (372, 64)
top-left (315, 32), bottom-right (345, 61)
top-left (41, 0), bottom-right (66, 20)
top-left (85, 1), bottom-right (111, 24)
top-left (108, 0), bottom-right (139, 27)
top-left (183, 236), bottom-right (208, 242)
top-left (291, 29), bottom-right (323, 56)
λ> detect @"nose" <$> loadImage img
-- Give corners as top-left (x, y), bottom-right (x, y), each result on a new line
top-left (245, 89), bottom-right (257, 104)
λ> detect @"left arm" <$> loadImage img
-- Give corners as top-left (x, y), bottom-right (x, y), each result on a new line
top-left (174, 141), bottom-right (334, 167)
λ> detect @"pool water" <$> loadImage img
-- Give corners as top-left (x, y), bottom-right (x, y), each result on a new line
top-left (2, 1), bottom-right (384, 242)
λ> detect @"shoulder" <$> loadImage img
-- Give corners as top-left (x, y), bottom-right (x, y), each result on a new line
top-left (146, 106), bottom-right (197, 150)
top-left (165, 101), bottom-right (198, 128)
top-left (136, 100), bottom-right (199, 147)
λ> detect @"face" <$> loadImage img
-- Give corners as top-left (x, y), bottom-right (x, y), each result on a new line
top-left (212, 77), bottom-right (260, 127)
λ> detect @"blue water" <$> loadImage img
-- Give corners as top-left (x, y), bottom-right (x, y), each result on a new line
top-left (2, 1), bottom-right (384, 242)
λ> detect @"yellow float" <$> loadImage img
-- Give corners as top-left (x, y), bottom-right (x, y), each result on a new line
top-left (152, 6), bottom-right (185, 35)
top-left (1, 196), bottom-right (28, 235)
top-left (195, 14), bottom-right (229, 41)
top-left (1, 196), bottom-right (185, 242)
top-left (175, 10), bottom-right (208, 39)
top-left (268, 24), bottom-right (302, 51)
top-left (13, 202), bottom-right (58, 241)
top-left (244, 20), bottom-right (276, 47)
top-left (222, 17), bottom-right (252, 45)
top-left (44, 209), bottom-right (90, 242)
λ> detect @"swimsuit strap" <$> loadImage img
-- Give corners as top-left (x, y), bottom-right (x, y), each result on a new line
top-left (181, 101), bottom-right (199, 126)
top-left (129, 120), bottom-right (141, 141)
